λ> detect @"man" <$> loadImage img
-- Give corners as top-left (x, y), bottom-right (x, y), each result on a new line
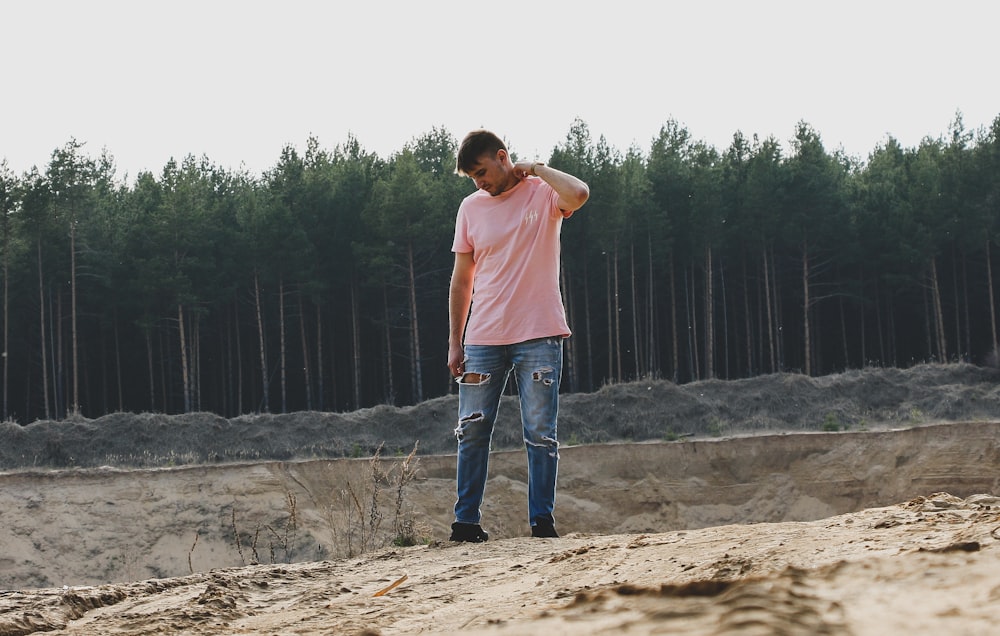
top-left (447, 129), bottom-right (589, 542)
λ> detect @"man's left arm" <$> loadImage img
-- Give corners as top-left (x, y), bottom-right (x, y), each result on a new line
top-left (516, 161), bottom-right (589, 213)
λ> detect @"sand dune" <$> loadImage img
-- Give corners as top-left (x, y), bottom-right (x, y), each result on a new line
top-left (1, 492), bottom-right (997, 635)
top-left (2, 421), bottom-right (998, 592)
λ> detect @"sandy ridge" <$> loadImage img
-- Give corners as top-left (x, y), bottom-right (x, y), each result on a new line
top-left (2, 421), bottom-right (999, 592)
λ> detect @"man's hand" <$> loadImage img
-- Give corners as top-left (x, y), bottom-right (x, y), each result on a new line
top-left (448, 343), bottom-right (465, 378)
top-left (513, 161), bottom-right (589, 212)
top-left (513, 161), bottom-right (542, 179)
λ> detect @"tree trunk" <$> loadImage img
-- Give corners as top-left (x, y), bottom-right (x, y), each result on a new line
top-left (407, 242), bottom-right (423, 403)
top-left (178, 303), bottom-right (191, 413)
top-left (298, 290), bottom-right (313, 411)
top-left (987, 240), bottom-right (998, 356)
top-left (719, 254), bottom-right (729, 378)
top-left (764, 246), bottom-right (785, 373)
top-left (37, 240), bottom-right (50, 420)
top-left (839, 296), bottom-right (849, 370)
top-left (930, 256), bottom-right (947, 362)
top-left (764, 246), bottom-right (777, 373)
top-left (70, 219), bottom-right (79, 415)
top-left (685, 261), bottom-right (702, 380)
top-left (145, 328), bottom-right (155, 411)
top-left (316, 303), bottom-right (324, 411)
top-left (254, 270), bottom-right (269, 412)
top-left (704, 245), bottom-right (714, 379)
top-left (630, 240), bottom-right (641, 379)
top-left (279, 277), bottom-right (287, 413)
top-left (858, 267), bottom-right (867, 367)
top-left (613, 239), bottom-right (622, 382)
top-left (875, 278), bottom-right (886, 365)
top-left (605, 250), bottom-right (613, 382)
top-left (159, 328), bottom-right (168, 413)
top-left (193, 313), bottom-right (201, 411)
top-left (801, 237), bottom-right (811, 376)
top-left (923, 281), bottom-right (934, 362)
top-left (560, 262), bottom-right (577, 392)
top-left (219, 307), bottom-right (230, 415)
top-left (235, 295), bottom-right (243, 414)
top-left (669, 256), bottom-right (678, 383)
top-left (743, 252), bottom-right (754, 376)
top-left (647, 233), bottom-right (657, 377)
top-left (960, 249), bottom-right (970, 360)
top-left (887, 290), bottom-right (897, 366)
top-left (55, 290), bottom-right (63, 418)
top-left (351, 279), bottom-right (362, 410)
top-left (951, 244), bottom-right (963, 359)
top-left (113, 313), bottom-right (123, 412)
top-left (689, 265), bottom-right (700, 380)
top-left (382, 285), bottom-right (395, 405)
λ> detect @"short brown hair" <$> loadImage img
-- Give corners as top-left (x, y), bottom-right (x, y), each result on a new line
top-left (456, 130), bottom-right (506, 176)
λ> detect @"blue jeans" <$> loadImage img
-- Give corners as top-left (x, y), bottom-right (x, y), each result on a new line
top-left (454, 337), bottom-right (563, 528)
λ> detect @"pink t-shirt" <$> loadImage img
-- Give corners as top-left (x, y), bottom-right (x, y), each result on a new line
top-left (452, 177), bottom-right (572, 345)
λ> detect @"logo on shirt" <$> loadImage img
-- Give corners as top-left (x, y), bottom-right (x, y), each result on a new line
top-left (523, 208), bottom-right (539, 225)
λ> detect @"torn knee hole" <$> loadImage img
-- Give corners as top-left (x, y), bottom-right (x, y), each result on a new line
top-left (458, 372), bottom-right (490, 385)
top-left (454, 412), bottom-right (485, 440)
top-left (531, 367), bottom-right (556, 386)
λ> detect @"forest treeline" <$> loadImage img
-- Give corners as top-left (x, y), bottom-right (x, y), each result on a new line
top-left (0, 113), bottom-right (998, 424)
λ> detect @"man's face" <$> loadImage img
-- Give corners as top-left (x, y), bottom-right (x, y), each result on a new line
top-left (466, 150), bottom-right (515, 197)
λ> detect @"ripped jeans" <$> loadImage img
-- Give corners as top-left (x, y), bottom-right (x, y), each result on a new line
top-left (453, 337), bottom-right (563, 529)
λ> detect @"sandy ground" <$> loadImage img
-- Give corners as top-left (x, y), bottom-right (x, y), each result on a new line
top-left (1, 492), bottom-right (998, 635)
top-left (2, 364), bottom-right (1000, 634)
top-left (1, 423), bottom-right (999, 635)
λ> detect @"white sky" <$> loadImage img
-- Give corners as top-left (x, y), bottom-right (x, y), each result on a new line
top-left (1, 1), bottom-right (997, 180)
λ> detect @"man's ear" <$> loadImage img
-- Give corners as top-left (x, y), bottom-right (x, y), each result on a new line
top-left (496, 148), bottom-right (508, 164)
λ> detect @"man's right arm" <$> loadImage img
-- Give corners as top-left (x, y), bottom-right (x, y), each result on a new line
top-left (515, 161), bottom-right (589, 213)
top-left (448, 251), bottom-right (476, 377)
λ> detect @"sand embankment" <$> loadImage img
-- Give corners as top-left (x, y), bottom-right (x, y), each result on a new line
top-left (2, 421), bottom-right (997, 590)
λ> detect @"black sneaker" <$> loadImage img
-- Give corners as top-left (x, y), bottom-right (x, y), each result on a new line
top-left (531, 522), bottom-right (559, 538)
top-left (450, 522), bottom-right (489, 543)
